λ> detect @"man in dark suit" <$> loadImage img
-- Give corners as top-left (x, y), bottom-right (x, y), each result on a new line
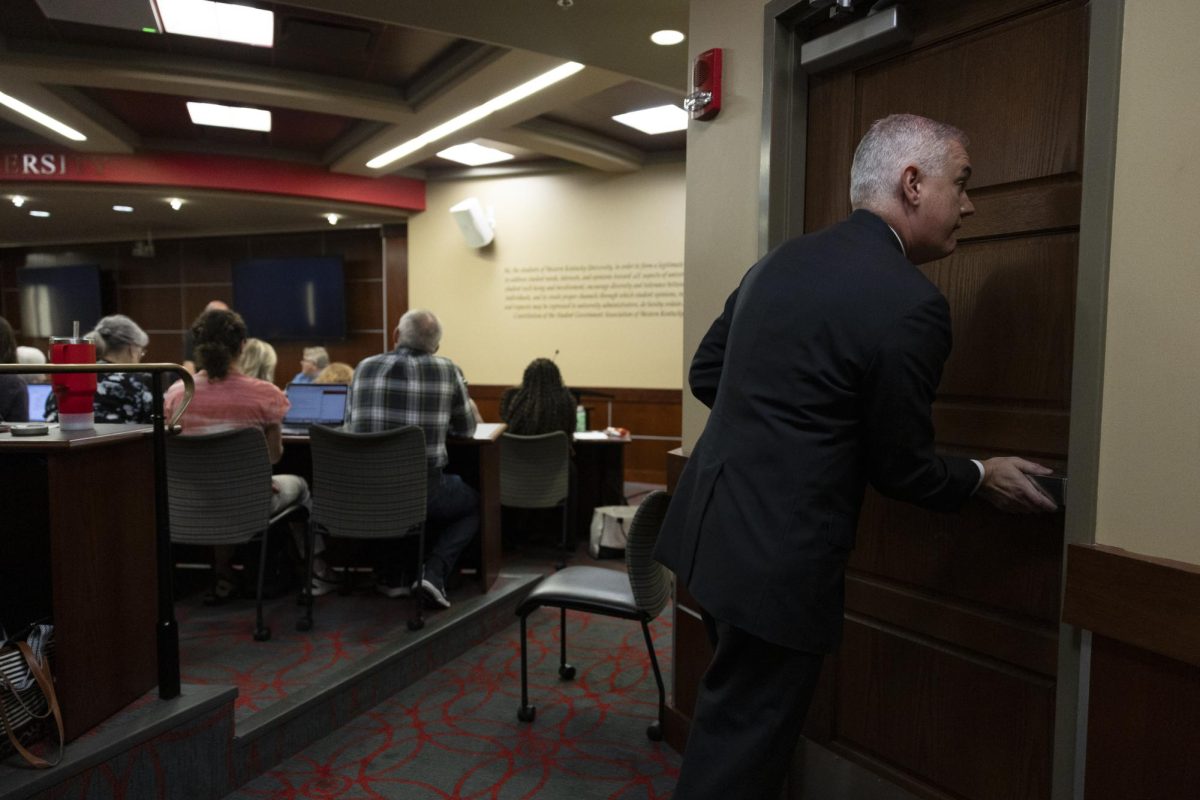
top-left (655, 114), bottom-right (1057, 799)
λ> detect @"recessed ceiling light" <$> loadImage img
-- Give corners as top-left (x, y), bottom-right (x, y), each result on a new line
top-left (0, 90), bottom-right (87, 142)
top-left (11, 195), bottom-right (27, 208)
top-left (324, 213), bottom-right (340, 225)
top-left (29, 210), bottom-right (50, 218)
top-left (113, 205), bottom-right (134, 213)
top-left (437, 142), bottom-right (516, 167)
top-left (366, 61), bottom-right (584, 170)
top-left (650, 30), bottom-right (686, 46)
top-left (187, 101), bottom-right (272, 132)
top-left (155, 0), bottom-right (274, 47)
top-left (167, 197), bottom-right (184, 210)
top-left (612, 104), bottom-right (689, 135)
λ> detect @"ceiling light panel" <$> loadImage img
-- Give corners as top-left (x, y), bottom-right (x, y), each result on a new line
top-left (366, 61), bottom-right (584, 170)
top-left (187, 101), bottom-right (272, 132)
top-left (155, 0), bottom-right (275, 47)
top-left (612, 104), bottom-right (689, 135)
top-left (437, 143), bottom-right (515, 167)
top-left (0, 91), bottom-right (87, 142)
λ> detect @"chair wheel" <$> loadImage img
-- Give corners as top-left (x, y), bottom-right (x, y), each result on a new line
top-left (296, 617), bottom-right (312, 632)
top-left (646, 721), bottom-right (663, 741)
top-left (407, 617), bottom-right (425, 631)
top-left (518, 704), bottom-right (536, 723)
top-left (253, 627), bottom-right (271, 642)
top-left (558, 664), bottom-right (576, 680)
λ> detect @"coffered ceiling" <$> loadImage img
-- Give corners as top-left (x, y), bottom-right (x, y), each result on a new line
top-left (0, 0), bottom-right (690, 246)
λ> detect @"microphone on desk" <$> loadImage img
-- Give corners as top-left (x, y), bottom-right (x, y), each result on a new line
top-left (552, 349), bottom-right (559, 362)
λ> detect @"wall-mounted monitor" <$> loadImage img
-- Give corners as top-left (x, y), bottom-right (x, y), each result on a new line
top-left (17, 264), bottom-right (103, 339)
top-left (232, 256), bottom-right (346, 341)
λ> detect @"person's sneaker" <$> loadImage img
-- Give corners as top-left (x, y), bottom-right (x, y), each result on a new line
top-left (310, 574), bottom-right (339, 597)
top-left (375, 573), bottom-right (412, 598)
top-left (416, 573), bottom-right (451, 609)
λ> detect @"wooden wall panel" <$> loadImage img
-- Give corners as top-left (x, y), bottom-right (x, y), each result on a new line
top-left (470, 384), bottom-right (681, 485)
top-left (854, 3), bottom-right (1086, 191)
top-left (0, 227), bottom-right (391, 381)
top-left (925, 234), bottom-right (1077, 407)
top-left (834, 620), bottom-right (1055, 800)
top-left (1064, 545), bottom-right (1200, 799)
top-left (852, 490), bottom-right (1063, 625)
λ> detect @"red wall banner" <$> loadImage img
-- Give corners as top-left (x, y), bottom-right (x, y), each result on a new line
top-left (0, 150), bottom-right (424, 211)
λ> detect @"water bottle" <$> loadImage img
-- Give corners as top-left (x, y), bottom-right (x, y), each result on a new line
top-left (575, 404), bottom-right (586, 432)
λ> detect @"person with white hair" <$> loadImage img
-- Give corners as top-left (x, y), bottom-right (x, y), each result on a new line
top-left (45, 314), bottom-right (153, 424)
top-left (16, 345), bottom-right (49, 384)
top-left (290, 346), bottom-right (329, 384)
top-left (657, 114), bottom-right (1058, 800)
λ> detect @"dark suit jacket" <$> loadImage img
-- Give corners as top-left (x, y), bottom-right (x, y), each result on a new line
top-left (654, 209), bottom-right (979, 653)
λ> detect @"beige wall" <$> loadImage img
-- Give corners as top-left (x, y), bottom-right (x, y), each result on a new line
top-left (1094, 1), bottom-right (1200, 563)
top-left (407, 162), bottom-right (685, 389)
top-left (681, 0), bottom-right (767, 447)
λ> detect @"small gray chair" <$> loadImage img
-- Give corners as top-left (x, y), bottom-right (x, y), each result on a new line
top-left (166, 427), bottom-right (306, 642)
top-left (301, 424), bottom-right (428, 631)
top-left (516, 490), bottom-right (672, 740)
top-left (499, 431), bottom-right (571, 567)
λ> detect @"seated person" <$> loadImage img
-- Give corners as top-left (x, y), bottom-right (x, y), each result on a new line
top-left (45, 314), bottom-right (154, 424)
top-left (499, 357), bottom-right (576, 439)
top-left (239, 337), bottom-right (278, 383)
top-left (314, 361), bottom-right (353, 384)
top-left (344, 309), bottom-right (478, 608)
top-left (291, 346), bottom-right (329, 384)
top-left (16, 345), bottom-right (49, 384)
top-left (0, 316), bottom-right (27, 422)
top-left (164, 308), bottom-right (310, 601)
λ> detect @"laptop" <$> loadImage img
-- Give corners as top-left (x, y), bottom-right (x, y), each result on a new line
top-left (281, 383), bottom-right (348, 435)
top-left (26, 383), bottom-right (53, 423)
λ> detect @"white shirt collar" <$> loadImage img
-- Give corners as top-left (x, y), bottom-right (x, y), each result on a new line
top-left (886, 224), bottom-right (906, 257)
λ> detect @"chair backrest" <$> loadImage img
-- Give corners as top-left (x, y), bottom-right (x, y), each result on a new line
top-left (308, 424), bottom-right (427, 539)
top-left (499, 431), bottom-right (570, 509)
top-left (166, 427), bottom-right (274, 545)
top-left (624, 490), bottom-right (673, 619)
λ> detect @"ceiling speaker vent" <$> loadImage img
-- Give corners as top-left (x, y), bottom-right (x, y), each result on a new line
top-left (280, 18), bottom-right (374, 54)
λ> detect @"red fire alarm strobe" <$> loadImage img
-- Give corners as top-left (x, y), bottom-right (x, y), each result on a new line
top-left (684, 48), bottom-right (723, 121)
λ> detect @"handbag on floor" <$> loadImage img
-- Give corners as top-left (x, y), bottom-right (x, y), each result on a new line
top-left (0, 624), bottom-right (63, 768)
top-left (588, 504), bottom-right (638, 559)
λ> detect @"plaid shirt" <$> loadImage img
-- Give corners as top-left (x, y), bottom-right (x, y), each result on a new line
top-left (345, 346), bottom-right (476, 469)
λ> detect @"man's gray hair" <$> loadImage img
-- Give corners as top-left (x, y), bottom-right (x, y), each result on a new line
top-left (396, 309), bottom-right (442, 353)
top-left (302, 346), bottom-right (329, 369)
top-left (88, 314), bottom-right (149, 357)
top-left (849, 114), bottom-right (968, 210)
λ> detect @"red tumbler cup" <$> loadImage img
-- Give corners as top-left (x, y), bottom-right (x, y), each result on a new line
top-left (49, 336), bottom-right (97, 430)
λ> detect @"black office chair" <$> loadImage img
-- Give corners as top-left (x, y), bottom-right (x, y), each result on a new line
top-left (300, 424), bottom-right (428, 631)
top-left (499, 431), bottom-right (572, 568)
top-left (166, 427), bottom-right (307, 642)
top-left (516, 490), bottom-right (672, 740)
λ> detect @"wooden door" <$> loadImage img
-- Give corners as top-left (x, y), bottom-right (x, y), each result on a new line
top-left (796, 2), bottom-right (1086, 799)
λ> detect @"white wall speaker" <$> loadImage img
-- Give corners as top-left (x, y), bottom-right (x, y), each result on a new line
top-left (449, 197), bottom-right (494, 248)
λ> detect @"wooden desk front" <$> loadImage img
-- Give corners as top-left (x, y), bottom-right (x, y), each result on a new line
top-left (278, 423), bottom-right (505, 591)
top-left (0, 425), bottom-right (158, 742)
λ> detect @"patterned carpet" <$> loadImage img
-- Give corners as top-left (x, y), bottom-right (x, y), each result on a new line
top-left (225, 601), bottom-right (679, 799)
top-left (177, 589), bottom-right (409, 722)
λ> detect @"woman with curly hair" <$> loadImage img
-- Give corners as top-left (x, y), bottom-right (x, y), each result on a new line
top-left (164, 308), bottom-right (310, 601)
top-left (499, 357), bottom-right (576, 439)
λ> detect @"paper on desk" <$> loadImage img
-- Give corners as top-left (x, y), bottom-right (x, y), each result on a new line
top-left (573, 431), bottom-right (609, 440)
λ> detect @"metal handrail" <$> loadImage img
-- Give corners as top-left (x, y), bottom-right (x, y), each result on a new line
top-left (0, 362), bottom-right (195, 700)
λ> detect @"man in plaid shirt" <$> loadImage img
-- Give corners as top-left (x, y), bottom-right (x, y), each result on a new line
top-left (345, 309), bottom-right (479, 608)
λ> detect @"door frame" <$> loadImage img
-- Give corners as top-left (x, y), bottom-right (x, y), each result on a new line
top-left (756, 1), bottom-right (1125, 798)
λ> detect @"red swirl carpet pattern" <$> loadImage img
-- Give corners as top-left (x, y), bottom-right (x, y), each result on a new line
top-left (227, 604), bottom-right (679, 799)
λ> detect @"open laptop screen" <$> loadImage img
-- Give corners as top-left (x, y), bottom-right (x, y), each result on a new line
top-left (27, 383), bottom-right (53, 422)
top-left (283, 383), bottom-right (348, 426)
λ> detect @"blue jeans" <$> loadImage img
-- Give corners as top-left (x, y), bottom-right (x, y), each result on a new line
top-left (424, 471), bottom-right (479, 580)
